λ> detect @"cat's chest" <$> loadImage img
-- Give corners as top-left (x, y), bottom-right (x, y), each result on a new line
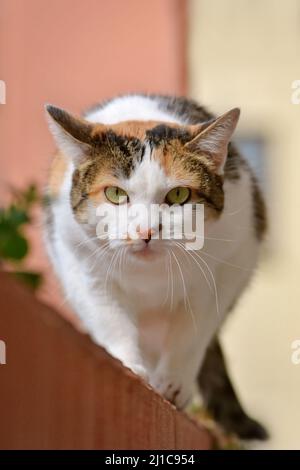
top-left (115, 256), bottom-right (212, 312)
top-left (120, 276), bottom-right (179, 310)
top-left (137, 308), bottom-right (173, 369)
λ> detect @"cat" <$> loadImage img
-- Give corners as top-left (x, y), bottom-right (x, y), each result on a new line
top-left (44, 94), bottom-right (267, 440)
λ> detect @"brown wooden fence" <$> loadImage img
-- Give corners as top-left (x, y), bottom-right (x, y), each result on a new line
top-left (0, 273), bottom-right (212, 449)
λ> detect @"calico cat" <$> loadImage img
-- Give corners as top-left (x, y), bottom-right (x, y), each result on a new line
top-left (44, 94), bottom-right (267, 440)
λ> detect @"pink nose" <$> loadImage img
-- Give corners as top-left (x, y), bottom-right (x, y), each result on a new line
top-left (138, 228), bottom-right (153, 243)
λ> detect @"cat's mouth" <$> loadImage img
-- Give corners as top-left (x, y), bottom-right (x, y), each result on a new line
top-left (129, 243), bottom-right (158, 260)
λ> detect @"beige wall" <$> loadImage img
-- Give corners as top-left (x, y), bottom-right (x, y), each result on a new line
top-left (189, 0), bottom-right (300, 449)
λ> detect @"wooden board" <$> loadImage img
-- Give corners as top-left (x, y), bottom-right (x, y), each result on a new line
top-left (0, 273), bottom-right (212, 450)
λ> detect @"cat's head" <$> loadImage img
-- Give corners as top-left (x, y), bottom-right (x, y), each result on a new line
top-left (46, 104), bottom-right (239, 260)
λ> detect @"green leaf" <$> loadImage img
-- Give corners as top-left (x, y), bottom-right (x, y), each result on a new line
top-left (24, 184), bottom-right (39, 205)
top-left (0, 206), bottom-right (30, 228)
top-left (11, 271), bottom-right (43, 290)
top-left (7, 206), bottom-right (30, 227)
top-left (0, 229), bottom-right (28, 260)
top-left (0, 184), bottom-right (42, 291)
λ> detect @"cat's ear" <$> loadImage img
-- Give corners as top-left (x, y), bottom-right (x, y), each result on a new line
top-left (186, 108), bottom-right (240, 174)
top-left (45, 105), bottom-right (96, 162)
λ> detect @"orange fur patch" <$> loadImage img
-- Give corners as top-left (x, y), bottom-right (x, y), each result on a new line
top-left (48, 151), bottom-right (69, 197)
top-left (92, 120), bottom-right (194, 140)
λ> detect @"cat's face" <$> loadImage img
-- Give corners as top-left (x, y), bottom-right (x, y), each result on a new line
top-left (46, 105), bottom-right (239, 261)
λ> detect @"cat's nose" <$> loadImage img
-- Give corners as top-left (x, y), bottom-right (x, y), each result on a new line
top-left (138, 224), bottom-right (162, 243)
top-left (139, 228), bottom-right (153, 243)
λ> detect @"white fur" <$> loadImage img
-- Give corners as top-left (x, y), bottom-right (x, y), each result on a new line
top-left (87, 95), bottom-right (183, 125)
top-left (45, 95), bottom-right (260, 408)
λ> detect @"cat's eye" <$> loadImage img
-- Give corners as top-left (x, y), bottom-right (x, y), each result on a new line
top-left (105, 186), bottom-right (129, 205)
top-left (165, 187), bottom-right (190, 205)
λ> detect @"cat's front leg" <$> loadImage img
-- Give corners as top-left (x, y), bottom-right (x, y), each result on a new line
top-left (150, 351), bottom-right (200, 409)
top-left (76, 295), bottom-right (148, 380)
top-left (150, 305), bottom-right (217, 409)
top-left (150, 364), bottom-right (195, 409)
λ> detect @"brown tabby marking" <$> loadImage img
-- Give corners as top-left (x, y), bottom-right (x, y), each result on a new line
top-left (155, 141), bottom-right (224, 212)
top-left (251, 175), bottom-right (267, 240)
top-left (94, 120), bottom-right (188, 141)
top-left (48, 117), bottom-right (225, 220)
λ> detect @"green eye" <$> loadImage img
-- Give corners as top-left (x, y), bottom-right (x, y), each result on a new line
top-left (165, 187), bottom-right (190, 205)
top-left (105, 186), bottom-right (128, 205)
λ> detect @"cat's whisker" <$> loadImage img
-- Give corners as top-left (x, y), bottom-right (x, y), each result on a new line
top-left (167, 250), bottom-right (174, 312)
top-left (104, 249), bottom-right (119, 294)
top-left (167, 252), bottom-right (172, 308)
top-left (88, 242), bottom-right (111, 269)
top-left (74, 235), bottom-right (98, 249)
top-left (173, 241), bottom-right (193, 268)
top-left (89, 245), bottom-right (111, 272)
top-left (106, 246), bottom-right (125, 296)
top-left (171, 250), bottom-right (197, 333)
top-left (186, 248), bottom-right (220, 319)
top-left (118, 247), bottom-right (126, 283)
top-left (161, 253), bottom-right (171, 308)
top-left (118, 247), bottom-right (124, 279)
top-left (86, 247), bottom-right (103, 267)
top-left (108, 248), bottom-right (121, 296)
top-left (200, 249), bottom-right (254, 272)
top-left (174, 241), bottom-right (213, 294)
top-left (74, 238), bottom-right (111, 268)
top-left (122, 245), bottom-right (129, 270)
top-left (116, 246), bottom-right (126, 279)
top-left (74, 233), bottom-right (108, 251)
top-left (183, 233), bottom-right (235, 243)
top-left (176, 233), bottom-right (254, 272)
top-left (173, 241), bottom-right (218, 334)
top-left (222, 209), bottom-right (243, 217)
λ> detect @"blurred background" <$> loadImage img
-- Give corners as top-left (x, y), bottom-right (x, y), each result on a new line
top-left (1, 0), bottom-right (300, 449)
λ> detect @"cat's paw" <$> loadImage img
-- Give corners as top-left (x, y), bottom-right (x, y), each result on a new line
top-left (215, 409), bottom-right (269, 441)
top-left (127, 363), bottom-right (149, 382)
top-left (150, 373), bottom-right (193, 409)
